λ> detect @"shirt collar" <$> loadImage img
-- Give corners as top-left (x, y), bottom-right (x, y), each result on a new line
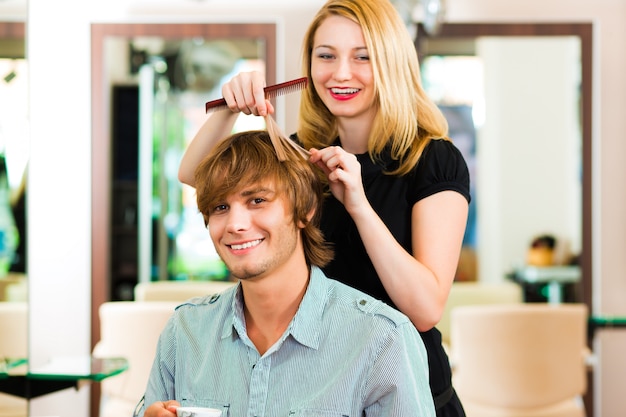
top-left (224, 266), bottom-right (329, 350)
top-left (289, 266), bottom-right (327, 349)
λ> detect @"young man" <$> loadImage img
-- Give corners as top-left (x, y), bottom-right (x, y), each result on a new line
top-left (136, 129), bottom-right (435, 417)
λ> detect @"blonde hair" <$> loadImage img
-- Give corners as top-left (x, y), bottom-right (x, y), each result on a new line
top-left (194, 126), bottom-right (333, 268)
top-left (297, 0), bottom-right (449, 175)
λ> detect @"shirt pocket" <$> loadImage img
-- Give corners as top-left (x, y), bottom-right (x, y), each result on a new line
top-left (180, 399), bottom-right (230, 417)
top-left (288, 409), bottom-right (350, 417)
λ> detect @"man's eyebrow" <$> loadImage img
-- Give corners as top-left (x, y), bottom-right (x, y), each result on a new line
top-left (240, 186), bottom-right (275, 196)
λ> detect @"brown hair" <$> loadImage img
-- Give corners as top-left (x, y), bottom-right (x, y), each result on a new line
top-left (194, 129), bottom-right (333, 268)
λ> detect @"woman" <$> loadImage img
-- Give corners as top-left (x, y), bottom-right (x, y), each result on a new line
top-left (178, 0), bottom-right (470, 415)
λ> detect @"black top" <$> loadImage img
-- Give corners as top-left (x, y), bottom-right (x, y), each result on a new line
top-left (301, 136), bottom-right (471, 397)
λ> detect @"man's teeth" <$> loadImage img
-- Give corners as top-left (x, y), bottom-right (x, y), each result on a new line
top-left (230, 239), bottom-right (262, 250)
top-left (331, 88), bottom-right (359, 94)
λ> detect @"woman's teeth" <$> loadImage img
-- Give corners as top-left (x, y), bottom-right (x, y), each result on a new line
top-left (331, 88), bottom-right (359, 94)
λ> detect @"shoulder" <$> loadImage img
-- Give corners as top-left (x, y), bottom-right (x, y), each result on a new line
top-left (326, 277), bottom-right (412, 328)
top-left (170, 285), bottom-right (237, 320)
top-left (409, 138), bottom-right (471, 203)
top-left (420, 138), bottom-right (468, 172)
top-left (322, 278), bottom-right (425, 360)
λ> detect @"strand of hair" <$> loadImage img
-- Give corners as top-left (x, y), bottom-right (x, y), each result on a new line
top-left (264, 114), bottom-right (310, 162)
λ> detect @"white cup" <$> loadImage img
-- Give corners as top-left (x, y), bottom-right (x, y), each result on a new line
top-left (176, 406), bottom-right (222, 417)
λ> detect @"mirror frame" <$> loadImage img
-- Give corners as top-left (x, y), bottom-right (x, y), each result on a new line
top-left (90, 20), bottom-right (277, 345)
top-left (416, 22), bottom-right (593, 414)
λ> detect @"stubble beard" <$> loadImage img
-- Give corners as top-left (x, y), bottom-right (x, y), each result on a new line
top-left (221, 228), bottom-right (300, 282)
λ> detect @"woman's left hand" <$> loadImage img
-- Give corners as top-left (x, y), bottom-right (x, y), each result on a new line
top-left (309, 146), bottom-right (368, 214)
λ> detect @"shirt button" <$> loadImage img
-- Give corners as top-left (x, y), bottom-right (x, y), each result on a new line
top-left (209, 294), bottom-right (220, 303)
top-left (359, 299), bottom-right (367, 306)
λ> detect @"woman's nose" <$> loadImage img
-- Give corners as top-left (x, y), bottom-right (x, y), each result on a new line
top-left (333, 58), bottom-right (353, 82)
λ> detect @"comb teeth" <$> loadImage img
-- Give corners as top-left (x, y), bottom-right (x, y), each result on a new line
top-left (205, 77), bottom-right (308, 113)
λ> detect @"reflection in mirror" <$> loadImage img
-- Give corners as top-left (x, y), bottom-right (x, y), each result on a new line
top-left (416, 23), bottom-right (592, 307)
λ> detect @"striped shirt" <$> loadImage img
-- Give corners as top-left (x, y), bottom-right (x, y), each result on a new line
top-left (137, 266), bottom-right (435, 417)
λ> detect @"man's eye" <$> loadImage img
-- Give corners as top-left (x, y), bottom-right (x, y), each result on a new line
top-left (251, 197), bottom-right (266, 205)
top-left (212, 204), bottom-right (228, 213)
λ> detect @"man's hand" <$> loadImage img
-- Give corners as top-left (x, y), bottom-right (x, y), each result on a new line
top-left (144, 400), bottom-right (181, 417)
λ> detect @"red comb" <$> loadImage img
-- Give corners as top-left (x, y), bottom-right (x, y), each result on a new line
top-left (205, 77), bottom-right (308, 113)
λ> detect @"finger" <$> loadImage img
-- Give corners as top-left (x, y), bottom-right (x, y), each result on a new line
top-left (324, 153), bottom-right (345, 171)
top-left (246, 74), bottom-right (267, 115)
top-left (308, 148), bottom-right (321, 162)
top-left (314, 159), bottom-right (332, 176)
top-left (224, 77), bottom-right (252, 114)
top-left (221, 83), bottom-right (240, 113)
top-left (264, 99), bottom-right (275, 116)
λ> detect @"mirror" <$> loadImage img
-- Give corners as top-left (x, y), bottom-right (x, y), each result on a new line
top-left (0, 21), bottom-right (27, 281)
top-left (416, 23), bottom-right (592, 308)
top-left (90, 21), bottom-right (277, 345)
top-left (0, 19), bottom-right (28, 417)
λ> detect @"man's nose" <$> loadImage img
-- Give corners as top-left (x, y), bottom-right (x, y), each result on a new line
top-left (224, 204), bottom-right (250, 232)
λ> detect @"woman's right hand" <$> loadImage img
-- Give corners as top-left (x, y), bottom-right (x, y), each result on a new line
top-left (221, 71), bottom-right (274, 116)
top-left (178, 71), bottom-right (272, 186)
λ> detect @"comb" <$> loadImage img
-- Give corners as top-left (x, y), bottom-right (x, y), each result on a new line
top-left (205, 77), bottom-right (308, 113)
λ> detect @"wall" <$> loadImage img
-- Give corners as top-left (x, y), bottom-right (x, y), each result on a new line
top-left (0, 0), bottom-right (25, 20)
top-left (449, 2), bottom-right (626, 416)
top-left (17, 0), bottom-right (626, 416)
top-left (27, 0), bottom-right (92, 415)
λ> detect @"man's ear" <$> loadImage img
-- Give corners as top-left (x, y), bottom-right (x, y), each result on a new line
top-left (296, 207), bottom-right (316, 229)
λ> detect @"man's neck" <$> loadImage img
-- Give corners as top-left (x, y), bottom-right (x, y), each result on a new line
top-left (242, 264), bottom-right (310, 355)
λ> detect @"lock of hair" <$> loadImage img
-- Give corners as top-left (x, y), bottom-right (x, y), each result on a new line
top-left (265, 114), bottom-right (311, 162)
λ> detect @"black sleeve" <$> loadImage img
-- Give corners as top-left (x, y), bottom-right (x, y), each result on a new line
top-left (407, 139), bottom-right (471, 205)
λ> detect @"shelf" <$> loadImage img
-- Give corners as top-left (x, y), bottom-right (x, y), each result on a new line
top-left (0, 356), bottom-right (128, 399)
top-left (511, 265), bottom-right (581, 284)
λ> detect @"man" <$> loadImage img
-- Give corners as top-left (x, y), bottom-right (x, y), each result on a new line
top-left (136, 129), bottom-right (435, 417)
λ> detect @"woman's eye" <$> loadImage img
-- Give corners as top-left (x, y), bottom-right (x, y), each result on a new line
top-left (317, 53), bottom-right (334, 60)
top-left (356, 55), bottom-right (370, 61)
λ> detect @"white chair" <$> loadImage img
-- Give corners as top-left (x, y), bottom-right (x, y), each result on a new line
top-left (0, 302), bottom-right (28, 417)
top-left (0, 273), bottom-right (26, 302)
top-left (437, 281), bottom-right (523, 349)
top-left (450, 303), bottom-right (589, 417)
top-left (134, 280), bottom-right (237, 302)
top-left (93, 301), bottom-right (180, 417)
